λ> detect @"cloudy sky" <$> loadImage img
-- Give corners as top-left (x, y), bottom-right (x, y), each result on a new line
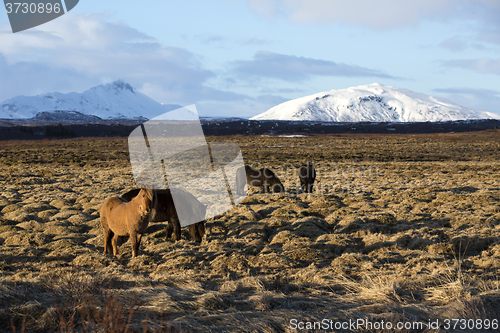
top-left (0, 0), bottom-right (499, 117)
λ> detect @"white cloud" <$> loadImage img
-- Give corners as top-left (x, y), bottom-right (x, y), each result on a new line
top-left (247, 0), bottom-right (500, 29)
top-left (439, 37), bottom-right (470, 52)
top-left (246, 0), bottom-right (285, 20)
top-left (442, 58), bottom-right (500, 75)
top-left (438, 36), bottom-right (488, 52)
top-left (0, 13), bottom-right (247, 108)
top-left (434, 87), bottom-right (500, 113)
top-left (232, 51), bottom-right (398, 81)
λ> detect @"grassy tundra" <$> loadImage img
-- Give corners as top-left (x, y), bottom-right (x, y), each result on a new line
top-left (1, 131), bottom-right (500, 332)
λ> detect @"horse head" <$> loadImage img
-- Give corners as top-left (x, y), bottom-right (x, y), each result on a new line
top-left (136, 188), bottom-right (156, 217)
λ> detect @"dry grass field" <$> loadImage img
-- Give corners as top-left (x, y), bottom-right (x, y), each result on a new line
top-left (1, 131), bottom-right (500, 332)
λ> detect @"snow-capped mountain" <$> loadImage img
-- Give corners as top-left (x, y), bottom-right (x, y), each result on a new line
top-left (250, 83), bottom-right (500, 122)
top-left (0, 80), bottom-right (181, 120)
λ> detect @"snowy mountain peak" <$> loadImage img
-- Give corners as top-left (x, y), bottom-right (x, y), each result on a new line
top-left (0, 80), bottom-right (173, 120)
top-left (250, 84), bottom-right (500, 122)
top-left (91, 80), bottom-right (136, 95)
top-left (112, 80), bottom-right (135, 93)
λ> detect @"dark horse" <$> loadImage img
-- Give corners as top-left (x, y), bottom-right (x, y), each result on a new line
top-left (122, 188), bottom-right (206, 243)
top-left (299, 163), bottom-right (316, 193)
top-left (100, 188), bottom-right (157, 257)
top-left (236, 165), bottom-right (284, 195)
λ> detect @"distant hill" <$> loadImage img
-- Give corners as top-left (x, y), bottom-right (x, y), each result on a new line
top-left (31, 111), bottom-right (105, 123)
top-left (0, 80), bottom-right (182, 120)
top-left (251, 83), bottom-right (500, 122)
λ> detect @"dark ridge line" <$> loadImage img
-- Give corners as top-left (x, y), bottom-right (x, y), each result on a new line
top-left (0, 119), bottom-right (499, 141)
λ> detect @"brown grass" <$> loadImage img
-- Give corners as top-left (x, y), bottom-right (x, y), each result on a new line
top-left (1, 131), bottom-right (500, 332)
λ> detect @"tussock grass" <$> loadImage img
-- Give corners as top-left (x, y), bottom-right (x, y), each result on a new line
top-left (2, 132), bottom-right (500, 331)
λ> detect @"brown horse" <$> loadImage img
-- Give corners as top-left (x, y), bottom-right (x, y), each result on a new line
top-left (299, 163), bottom-right (316, 193)
top-left (236, 165), bottom-right (284, 195)
top-left (100, 188), bottom-right (156, 257)
top-left (122, 188), bottom-right (206, 243)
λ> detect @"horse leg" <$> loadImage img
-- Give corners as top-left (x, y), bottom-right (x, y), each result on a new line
top-left (102, 224), bottom-right (110, 254)
top-left (101, 216), bottom-right (112, 255)
top-left (199, 220), bottom-right (206, 233)
top-left (137, 233), bottom-right (143, 256)
top-left (103, 228), bottom-right (114, 255)
top-left (111, 234), bottom-right (120, 256)
top-left (102, 228), bottom-right (108, 254)
top-left (130, 231), bottom-right (141, 257)
top-left (168, 216), bottom-right (181, 241)
top-left (196, 221), bottom-right (205, 242)
top-left (166, 221), bottom-right (173, 240)
top-left (173, 219), bottom-right (181, 241)
top-left (188, 224), bottom-right (202, 243)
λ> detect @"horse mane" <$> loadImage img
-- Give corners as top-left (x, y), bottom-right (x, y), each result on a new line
top-left (141, 188), bottom-right (155, 201)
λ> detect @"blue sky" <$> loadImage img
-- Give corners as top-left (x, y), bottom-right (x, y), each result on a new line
top-left (0, 0), bottom-right (499, 117)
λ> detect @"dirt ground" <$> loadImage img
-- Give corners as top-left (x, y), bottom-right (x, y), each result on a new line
top-left (1, 132), bottom-right (500, 332)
